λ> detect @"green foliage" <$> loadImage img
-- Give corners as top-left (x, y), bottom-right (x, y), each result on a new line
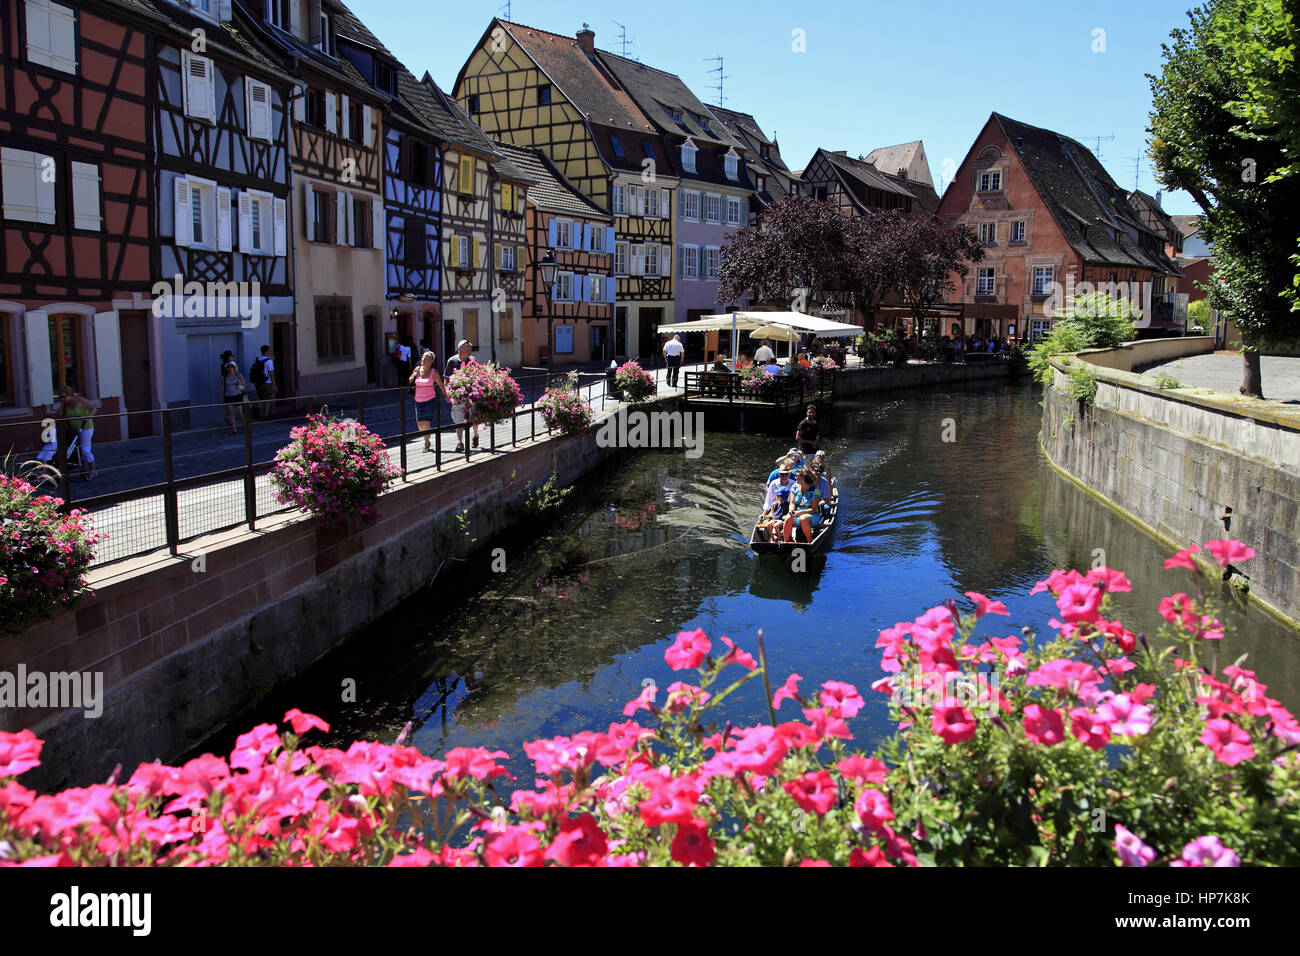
top-left (512, 474), bottom-right (572, 518)
top-left (1065, 364), bottom-right (1098, 405)
top-left (1027, 324), bottom-right (1091, 385)
top-left (1154, 373), bottom-right (1183, 389)
top-left (1187, 298), bottom-right (1214, 334)
top-left (1027, 291), bottom-right (1137, 386)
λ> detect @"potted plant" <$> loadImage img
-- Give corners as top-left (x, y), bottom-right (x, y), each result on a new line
top-left (445, 361), bottom-right (526, 427)
top-left (538, 372), bottom-right (595, 436)
top-left (270, 415), bottom-right (401, 527)
top-left (614, 360), bottom-right (655, 405)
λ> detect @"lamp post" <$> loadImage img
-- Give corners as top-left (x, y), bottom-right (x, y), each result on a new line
top-left (537, 249), bottom-right (558, 385)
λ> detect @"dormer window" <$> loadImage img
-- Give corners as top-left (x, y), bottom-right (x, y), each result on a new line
top-left (978, 170), bottom-right (1003, 192)
top-left (609, 135), bottom-right (624, 159)
top-left (681, 139), bottom-right (697, 174)
top-left (314, 9), bottom-right (333, 55)
top-left (643, 140), bottom-right (657, 163)
top-left (724, 149), bottom-right (739, 181)
top-left (760, 144), bottom-right (771, 160)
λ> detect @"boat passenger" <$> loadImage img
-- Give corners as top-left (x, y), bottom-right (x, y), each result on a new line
top-left (810, 457), bottom-right (832, 518)
top-left (760, 462), bottom-right (796, 541)
top-left (769, 448), bottom-right (804, 483)
top-left (782, 469), bottom-right (823, 544)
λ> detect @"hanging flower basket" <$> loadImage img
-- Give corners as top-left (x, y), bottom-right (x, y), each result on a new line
top-left (614, 361), bottom-right (655, 404)
top-left (446, 361), bottom-right (525, 427)
top-left (538, 375), bottom-right (594, 436)
top-left (270, 414), bottom-right (401, 527)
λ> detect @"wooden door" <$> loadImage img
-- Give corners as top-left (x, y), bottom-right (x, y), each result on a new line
top-left (272, 321), bottom-right (295, 398)
top-left (118, 310), bottom-right (153, 437)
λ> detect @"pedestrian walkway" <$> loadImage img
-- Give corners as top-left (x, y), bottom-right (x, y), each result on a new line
top-left (1139, 353), bottom-right (1300, 403)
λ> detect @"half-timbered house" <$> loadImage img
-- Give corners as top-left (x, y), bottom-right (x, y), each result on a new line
top-left (936, 113), bottom-right (1182, 343)
top-left (706, 106), bottom-right (800, 220)
top-left (800, 147), bottom-right (918, 216)
top-left (0, 0), bottom-right (155, 440)
top-left (495, 143), bottom-right (613, 365)
top-left (150, 0), bottom-right (295, 426)
top-left (454, 20), bottom-right (674, 363)
top-left (244, 0), bottom-right (386, 396)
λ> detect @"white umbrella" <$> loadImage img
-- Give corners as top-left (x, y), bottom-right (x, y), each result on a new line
top-left (748, 323), bottom-right (802, 363)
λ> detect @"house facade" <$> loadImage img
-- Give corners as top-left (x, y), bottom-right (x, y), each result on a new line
top-left (0, 0), bottom-right (155, 440)
top-left (936, 113), bottom-right (1182, 343)
top-left (454, 20), bottom-right (674, 363)
top-left (707, 106), bottom-right (800, 221)
top-left (152, 0), bottom-right (295, 427)
top-left (248, 0), bottom-right (387, 397)
top-left (496, 144), bottom-right (613, 365)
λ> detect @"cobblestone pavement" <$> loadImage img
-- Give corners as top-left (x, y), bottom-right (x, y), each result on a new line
top-left (1139, 353), bottom-right (1300, 403)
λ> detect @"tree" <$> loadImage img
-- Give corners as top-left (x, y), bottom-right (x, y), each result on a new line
top-left (717, 195), bottom-right (852, 311)
top-left (1148, 0), bottom-right (1300, 397)
top-left (887, 216), bottom-right (984, 340)
top-left (843, 211), bottom-right (905, 330)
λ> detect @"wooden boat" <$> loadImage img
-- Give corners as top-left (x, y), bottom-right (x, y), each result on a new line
top-left (749, 478), bottom-right (838, 555)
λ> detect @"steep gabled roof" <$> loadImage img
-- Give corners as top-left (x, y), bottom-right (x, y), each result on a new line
top-left (707, 105), bottom-right (794, 176)
top-left (1171, 215), bottom-right (1204, 239)
top-left (863, 141), bottom-right (931, 187)
top-left (817, 149), bottom-right (915, 208)
top-left (493, 142), bottom-right (607, 218)
top-left (487, 19), bottom-right (655, 134)
top-left (113, 0), bottom-right (295, 82)
top-left (1127, 189), bottom-right (1180, 240)
top-left (991, 113), bottom-right (1178, 275)
top-left (595, 51), bottom-right (740, 151)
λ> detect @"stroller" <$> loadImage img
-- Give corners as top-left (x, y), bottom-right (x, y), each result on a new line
top-left (36, 420), bottom-right (89, 481)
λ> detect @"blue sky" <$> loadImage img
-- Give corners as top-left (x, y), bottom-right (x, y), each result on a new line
top-left (348, 0), bottom-right (1203, 215)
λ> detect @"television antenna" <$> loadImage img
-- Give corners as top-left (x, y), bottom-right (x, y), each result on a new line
top-left (704, 55), bottom-right (729, 107)
top-left (1081, 133), bottom-right (1115, 159)
top-left (498, 0), bottom-right (510, 20)
top-left (1125, 156), bottom-right (1141, 191)
top-left (611, 20), bottom-right (637, 60)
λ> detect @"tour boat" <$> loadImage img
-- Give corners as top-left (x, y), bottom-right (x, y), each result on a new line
top-left (749, 478), bottom-right (838, 555)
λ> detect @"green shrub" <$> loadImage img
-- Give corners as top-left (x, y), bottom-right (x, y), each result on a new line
top-left (1066, 364), bottom-right (1098, 405)
top-left (1154, 373), bottom-right (1182, 389)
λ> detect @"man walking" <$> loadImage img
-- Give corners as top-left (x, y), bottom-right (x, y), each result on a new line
top-left (663, 333), bottom-right (684, 389)
top-left (445, 339), bottom-right (479, 453)
top-left (249, 346), bottom-right (277, 418)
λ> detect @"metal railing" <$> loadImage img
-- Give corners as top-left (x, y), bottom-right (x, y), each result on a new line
top-left (683, 369), bottom-right (837, 412)
top-left (0, 366), bottom-right (645, 571)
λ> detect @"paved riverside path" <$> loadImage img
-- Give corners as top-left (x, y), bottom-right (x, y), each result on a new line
top-left (1139, 353), bottom-right (1300, 403)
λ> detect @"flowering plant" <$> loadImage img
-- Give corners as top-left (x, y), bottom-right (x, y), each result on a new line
top-left (1, 540), bottom-right (1293, 866)
top-left (0, 473), bottom-right (104, 633)
top-left (537, 375), bottom-right (593, 436)
top-left (613, 361), bottom-right (655, 405)
top-left (445, 361), bottom-right (524, 427)
top-left (810, 356), bottom-right (839, 371)
top-left (739, 363), bottom-right (779, 399)
top-left (270, 415), bottom-right (401, 527)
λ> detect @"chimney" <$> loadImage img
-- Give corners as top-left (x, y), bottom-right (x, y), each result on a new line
top-left (1155, 189), bottom-right (1163, 207)
top-left (897, 167), bottom-right (908, 182)
top-left (576, 24), bottom-right (595, 55)
top-left (1016, 136), bottom-right (1024, 153)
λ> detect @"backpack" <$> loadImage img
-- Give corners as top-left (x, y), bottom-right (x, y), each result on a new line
top-left (249, 356), bottom-right (269, 385)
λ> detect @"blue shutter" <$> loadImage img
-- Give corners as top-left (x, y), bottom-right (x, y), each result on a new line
top-left (604, 226), bottom-right (615, 253)
top-left (606, 275), bottom-right (616, 303)
top-left (580, 223), bottom-right (591, 250)
top-left (548, 219), bottom-right (558, 248)
top-left (550, 282), bottom-right (559, 302)
top-left (678, 244), bottom-right (687, 278)
top-left (579, 275), bottom-right (590, 302)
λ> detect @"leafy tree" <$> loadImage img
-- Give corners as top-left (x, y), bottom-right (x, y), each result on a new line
top-left (885, 215), bottom-right (983, 340)
top-left (1148, 0), bottom-right (1300, 397)
top-left (1028, 292), bottom-right (1137, 384)
top-left (842, 210), bottom-right (905, 328)
top-left (717, 195), bottom-right (852, 310)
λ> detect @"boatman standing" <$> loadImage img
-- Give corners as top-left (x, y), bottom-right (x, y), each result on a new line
top-left (796, 404), bottom-right (820, 455)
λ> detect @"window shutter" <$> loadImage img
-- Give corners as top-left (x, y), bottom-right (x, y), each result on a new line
top-left (660, 244), bottom-right (671, 277)
top-left (325, 91), bottom-right (337, 134)
top-left (363, 105), bottom-right (373, 147)
top-left (494, 242), bottom-right (502, 270)
top-left (1, 148), bottom-right (53, 224)
top-left (174, 176), bottom-right (193, 247)
top-left (547, 219), bottom-right (558, 249)
top-left (217, 187), bottom-right (234, 252)
top-left (26, 0), bottom-right (77, 75)
top-left (698, 246), bottom-right (706, 280)
top-left (217, 0), bottom-right (232, 20)
top-left (659, 187), bottom-right (669, 219)
top-left (678, 244), bottom-right (687, 278)
top-left (236, 189), bottom-right (252, 251)
top-left (273, 197), bottom-right (287, 256)
top-left (372, 200), bottom-right (385, 251)
top-left (516, 244), bottom-right (526, 271)
top-left (93, 311), bottom-right (122, 401)
top-left (471, 236), bottom-right (480, 268)
top-left (605, 275), bottom-right (616, 304)
top-left (303, 181), bottom-right (315, 241)
top-left (605, 226), bottom-right (615, 253)
top-left (290, 0), bottom-right (301, 36)
top-left (345, 194), bottom-right (356, 246)
top-left (309, 0), bottom-right (323, 44)
top-left (24, 311), bottom-right (54, 408)
top-left (447, 235), bottom-right (459, 268)
top-left (340, 94), bottom-right (351, 140)
top-left (293, 85), bottom-right (305, 123)
top-left (247, 79), bottom-right (272, 141)
top-left (183, 53), bottom-right (214, 123)
top-left (70, 161), bottom-right (101, 231)
top-left (678, 189), bottom-right (687, 218)
top-left (335, 190), bottom-right (347, 245)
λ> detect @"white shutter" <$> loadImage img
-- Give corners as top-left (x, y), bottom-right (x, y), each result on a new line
top-left (372, 200), bottom-right (385, 251)
top-left (340, 94), bottom-right (350, 140)
top-left (293, 84), bottom-right (305, 123)
top-left (336, 190), bottom-right (348, 245)
top-left (25, 311), bottom-right (54, 408)
top-left (217, 187), bottom-right (233, 252)
top-left (70, 161), bottom-right (101, 231)
top-left (237, 190), bottom-right (253, 251)
top-left (246, 79), bottom-right (272, 141)
top-left (183, 52), bottom-right (215, 123)
top-left (659, 187), bottom-right (669, 219)
top-left (630, 244), bottom-right (644, 276)
top-left (273, 197), bottom-right (288, 256)
top-left (303, 181), bottom-right (316, 241)
top-left (1, 148), bottom-right (55, 225)
top-left (660, 244), bottom-right (671, 277)
top-left (26, 0), bottom-right (77, 75)
top-left (325, 91), bottom-right (337, 134)
top-left (173, 176), bottom-right (193, 247)
top-left (94, 312), bottom-right (122, 401)
top-left (363, 105), bottom-right (373, 146)
top-left (290, 0), bottom-right (301, 36)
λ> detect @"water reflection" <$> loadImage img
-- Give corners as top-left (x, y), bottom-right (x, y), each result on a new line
top-left (224, 382), bottom-right (1299, 774)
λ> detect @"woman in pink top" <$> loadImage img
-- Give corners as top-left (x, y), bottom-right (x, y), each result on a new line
top-left (408, 350), bottom-right (450, 453)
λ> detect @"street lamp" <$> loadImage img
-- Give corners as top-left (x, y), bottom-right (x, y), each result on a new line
top-left (537, 249), bottom-right (558, 383)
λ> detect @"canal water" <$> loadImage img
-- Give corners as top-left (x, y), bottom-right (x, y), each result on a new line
top-left (230, 381), bottom-right (1300, 773)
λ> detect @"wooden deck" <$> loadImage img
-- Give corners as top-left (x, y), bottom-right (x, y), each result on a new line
top-left (683, 370), bottom-right (837, 415)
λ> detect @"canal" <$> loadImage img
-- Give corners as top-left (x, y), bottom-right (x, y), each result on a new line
top-left (226, 381), bottom-right (1300, 774)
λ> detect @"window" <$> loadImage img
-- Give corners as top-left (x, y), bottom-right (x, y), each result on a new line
top-left (1032, 266), bottom-right (1054, 296)
top-left (589, 275), bottom-right (604, 302)
top-left (704, 194), bottom-right (720, 222)
top-left (643, 140), bottom-right (656, 163)
top-left (670, 108), bottom-right (686, 128)
top-left (305, 88), bottom-right (326, 128)
top-left (681, 190), bottom-right (699, 221)
top-left (468, 94), bottom-right (479, 114)
top-left (698, 116), bottom-right (712, 135)
top-left (1010, 220), bottom-right (1026, 243)
top-left (375, 61), bottom-right (397, 96)
top-left (678, 244), bottom-right (698, 279)
top-left (404, 218), bottom-right (426, 270)
top-left (612, 183), bottom-right (626, 215)
top-left (239, 189), bottom-right (276, 255)
top-left (1, 147), bottom-right (56, 225)
top-left (266, 0), bottom-right (286, 28)
top-left (498, 308), bottom-right (514, 342)
top-left (976, 267), bottom-right (995, 295)
top-left (556, 273), bottom-right (574, 302)
top-left (724, 151), bottom-right (739, 181)
top-left (813, 185), bottom-right (828, 202)
top-left (405, 138), bottom-right (429, 186)
top-left (182, 177), bottom-right (218, 250)
top-left (681, 140), bottom-right (697, 173)
top-left (755, 175), bottom-right (766, 193)
top-left (614, 241), bottom-right (628, 275)
top-left (25, 0), bottom-right (78, 74)
top-left (315, 10), bottom-right (332, 54)
top-left (644, 186), bottom-right (659, 218)
top-left (590, 224), bottom-right (605, 252)
top-left (246, 79), bottom-right (273, 142)
top-left (538, 84), bottom-right (551, 106)
top-left (182, 52), bottom-right (217, 124)
top-left (609, 135), bottom-right (624, 159)
top-left (555, 219), bottom-right (573, 249)
top-left (315, 299), bottom-right (353, 361)
top-left (726, 197), bottom-right (741, 226)
top-left (458, 155), bottom-right (475, 195)
top-left (979, 221), bottom-right (997, 244)
top-left (500, 244), bottom-right (516, 271)
top-left (1030, 319), bottom-right (1051, 343)
top-left (352, 196), bottom-right (372, 248)
top-left (347, 100), bottom-right (365, 145)
top-left (643, 243), bottom-right (658, 276)
top-left (978, 170), bottom-right (1002, 192)
top-left (464, 309), bottom-right (479, 348)
top-left (311, 187), bottom-right (333, 243)
top-left (457, 235), bottom-right (471, 268)
top-left (705, 247), bottom-right (720, 279)
top-left (626, 184), bottom-right (643, 216)
top-left (47, 315), bottom-right (83, 392)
